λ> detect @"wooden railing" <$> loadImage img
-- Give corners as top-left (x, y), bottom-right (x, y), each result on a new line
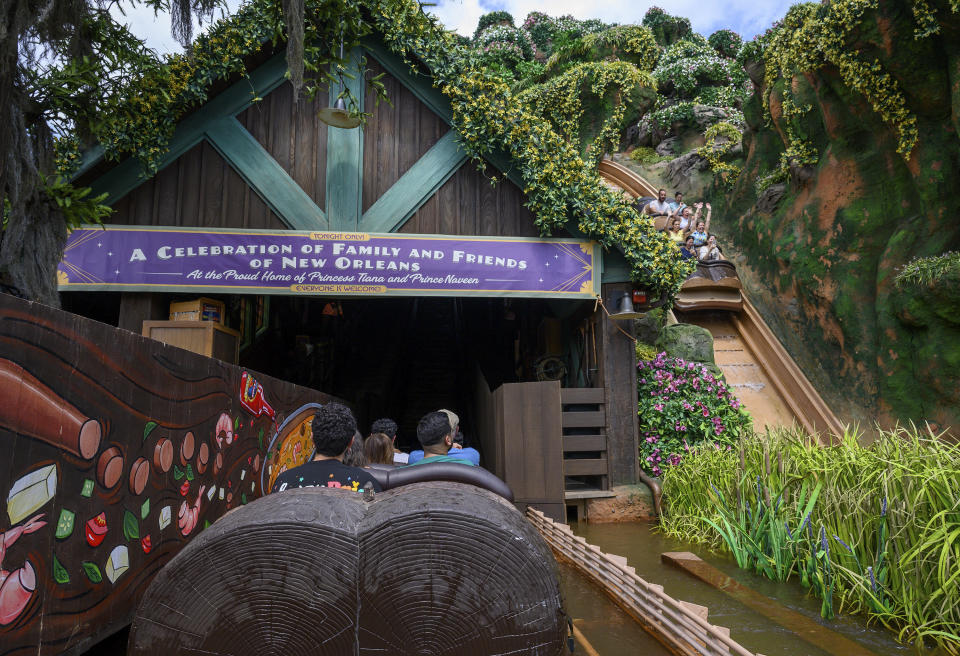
top-left (527, 508), bottom-right (762, 656)
top-left (598, 158), bottom-right (660, 198)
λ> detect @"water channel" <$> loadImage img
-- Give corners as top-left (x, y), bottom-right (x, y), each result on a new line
top-left (560, 521), bottom-right (918, 656)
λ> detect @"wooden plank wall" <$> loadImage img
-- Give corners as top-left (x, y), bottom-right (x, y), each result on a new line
top-left (236, 81), bottom-right (329, 214)
top-left (0, 293), bottom-right (338, 655)
top-left (361, 60), bottom-right (447, 213)
top-left (399, 160), bottom-right (539, 237)
top-left (472, 373), bottom-right (565, 521)
top-left (497, 381), bottom-right (565, 522)
top-left (109, 66), bottom-right (541, 239)
top-left (598, 282), bottom-right (640, 485)
top-left (109, 141), bottom-right (287, 229)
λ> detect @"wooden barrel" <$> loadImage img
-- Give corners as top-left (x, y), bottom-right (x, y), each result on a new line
top-left (128, 483), bottom-right (567, 655)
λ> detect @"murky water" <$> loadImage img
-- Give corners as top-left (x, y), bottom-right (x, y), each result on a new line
top-left (561, 521), bottom-right (920, 656)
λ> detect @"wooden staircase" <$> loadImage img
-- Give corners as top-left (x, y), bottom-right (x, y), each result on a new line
top-left (561, 387), bottom-right (611, 498)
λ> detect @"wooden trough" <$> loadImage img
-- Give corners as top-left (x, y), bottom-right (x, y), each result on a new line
top-left (129, 483), bottom-right (567, 655)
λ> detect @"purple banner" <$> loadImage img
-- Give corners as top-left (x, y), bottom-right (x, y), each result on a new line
top-left (58, 226), bottom-right (599, 298)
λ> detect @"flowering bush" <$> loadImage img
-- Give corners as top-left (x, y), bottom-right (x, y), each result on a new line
top-left (654, 39), bottom-right (730, 97)
top-left (522, 12), bottom-right (607, 56)
top-left (474, 10), bottom-right (514, 39)
top-left (476, 25), bottom-right (535, 61)
top-left (708, 29), bottom-right (742, 58)
top-left (637, 352), bottom-right (751, 476)
top-left (641, 6), bottom-right (691, 46)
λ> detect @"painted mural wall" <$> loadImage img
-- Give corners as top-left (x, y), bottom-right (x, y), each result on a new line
top-left (0, 293), bottom-right (336, 654)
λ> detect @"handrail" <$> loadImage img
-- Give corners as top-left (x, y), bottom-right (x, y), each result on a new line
top-left (527, 508), bottom-right (759, 656)
top-left (598, 158), bottom-right (660, 198)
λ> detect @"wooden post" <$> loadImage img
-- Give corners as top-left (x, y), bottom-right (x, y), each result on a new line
top-left (598, 282), bottom-right (639, 486)
top-left (118, 293), bottom-right (168, 334)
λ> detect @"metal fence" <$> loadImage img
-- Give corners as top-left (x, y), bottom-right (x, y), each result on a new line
top-left (527, 508), bottom-right (762, 656)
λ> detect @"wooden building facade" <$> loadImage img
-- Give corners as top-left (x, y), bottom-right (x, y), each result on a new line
top-left (69, 36), bottom-right (640, 520)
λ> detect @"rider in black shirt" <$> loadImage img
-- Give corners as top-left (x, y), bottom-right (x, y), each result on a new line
top-left (272, 403), bottom-right (382, 494)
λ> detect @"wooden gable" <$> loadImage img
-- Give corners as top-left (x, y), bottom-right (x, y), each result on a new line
top-left (93, 42), bottom-right (541, 239)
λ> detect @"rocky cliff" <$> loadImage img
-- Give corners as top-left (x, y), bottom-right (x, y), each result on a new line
top-left (726, 0), bottom-right (960, 430)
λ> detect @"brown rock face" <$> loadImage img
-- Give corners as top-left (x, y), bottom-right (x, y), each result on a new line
top-left (724, 0), bottom-right (960, 431)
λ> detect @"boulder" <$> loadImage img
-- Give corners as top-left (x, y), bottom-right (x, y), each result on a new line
top-left (655, 136), bottom-right (680, 156)
top-left (756, 182), bottom-right (786, 214)
top-left (656, 323), bottom-right (715, 365)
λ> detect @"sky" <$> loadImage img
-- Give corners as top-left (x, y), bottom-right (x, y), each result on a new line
top-left (112, 0), bottom-right (796, 56)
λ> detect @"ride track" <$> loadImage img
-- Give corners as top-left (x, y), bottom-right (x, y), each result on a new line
top-left (598, 158), bottom-right (843, 439)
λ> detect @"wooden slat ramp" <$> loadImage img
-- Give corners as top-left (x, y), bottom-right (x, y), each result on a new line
top-left (596, 160), bottom-right (844, 439)
top-left (527, 508), bottom-right (762, 656)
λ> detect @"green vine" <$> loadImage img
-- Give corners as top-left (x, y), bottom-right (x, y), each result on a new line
top-left (520, 61), bottom-right (656, 165)
top-left (696, 121), bottom-right (742, 188)
top-left (69, 0), bottom-right (693, 298)
top-left (758, 0), bottom-right (957, 162)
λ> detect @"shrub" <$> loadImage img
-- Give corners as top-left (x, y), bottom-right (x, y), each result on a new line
top-left (520, 12), bottom-right (609, 56)
top-left (708, 29), bottom-right (742, 58)
top-left (649, 101), bottom-right (695, 128)
top-left (637, 352), bottom-right (751, 477)
top-left (476, 24), bottom-right (535, 61)
top-left (630, 146), bottom-right (667, 165)
top-left (545, 24), bottom-right (660, 76)
top-left (474, 10), bottom-right (514, 39)
top-left (653, 39), bottom-right (731, 98)
top-left (641, 6), bottom-right (692, 46)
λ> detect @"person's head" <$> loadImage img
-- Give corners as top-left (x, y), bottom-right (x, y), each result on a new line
top-left (417, 411), bottom-right (453, 454)
top-left (685, 236), bottom-right (695, 250)
top-left (707, 235), bottom-right (718, 247)
top-left (341, 430), bottom-right (367, 466)
top-left (682, 207), bottom-right (693, 218)
top-left (657, 188), bottom-right (666, 202)
top-left (696, 220), bottom-right (706, 232)
top-left (311, 402), bottom-right (357, 457)
top-left (671, 218), bottom-right (680, 230)
top-left (363, 433), bottom-right (395, 465)
top-left (370, 418), bottom-right (398, 442)
top-left (674, 192), bottom-right (683, 203)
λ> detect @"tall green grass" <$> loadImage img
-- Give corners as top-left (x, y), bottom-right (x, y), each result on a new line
top-left (659, 425), bottom-right (960, 652)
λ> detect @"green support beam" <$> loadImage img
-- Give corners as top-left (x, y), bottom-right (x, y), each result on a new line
top-left (360, 130), bottom-right (466, 233)
top-left (325, 47), bottom-right (365, 231)
top-left (205, 117), bottom-right (327, 231)
top-left (86, 53), bottom-right (290, 203)
top-left (361, 38), bottom-right (452, 124)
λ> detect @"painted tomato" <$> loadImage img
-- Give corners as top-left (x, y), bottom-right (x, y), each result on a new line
top-left (141, 535), bottom-right (152, 554)
top-left (85, 512), bottom-right (108, 547)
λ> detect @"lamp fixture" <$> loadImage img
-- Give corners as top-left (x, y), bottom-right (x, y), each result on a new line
top-left (318, 34), bottom-right (362, 129)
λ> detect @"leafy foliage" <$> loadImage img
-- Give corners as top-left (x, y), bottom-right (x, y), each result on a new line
top-left (473, 10), bottom-right (514, 39)
top-left (654, 38), bottom-right (732, 98)
top-left (630, 147), bottom-right (668, 165)
top-left (637, 352), bottom-right (751, 477)
top-left (545, 24), bottom-right (660, 76)
top-left (660, 426), bottom-right (960, 651)
top-left (522, 12), bottom-right (608, 56)
top-left (521, 61), bottom-right (656, 165)
top-left (641, 6), bottom-right (692, 46)
top-left (895, 252), bottom-right (960, 288)
top-left (697, 121), bottom-right (742, 188)
top-left (708, 29), bottom-right (742, 58)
